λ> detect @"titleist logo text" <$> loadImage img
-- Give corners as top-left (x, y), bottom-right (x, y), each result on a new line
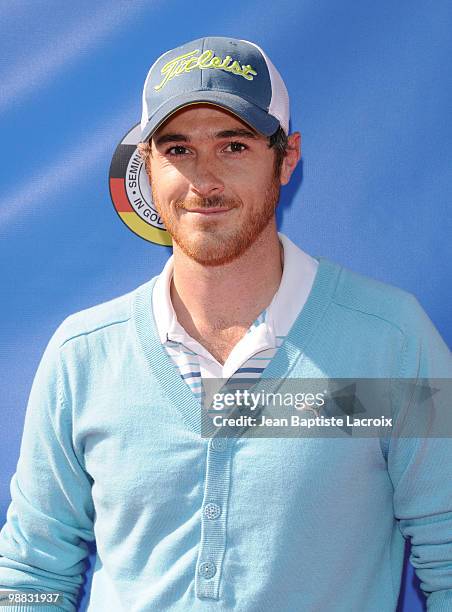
top-left (154, 49), bottom-right (258, 91)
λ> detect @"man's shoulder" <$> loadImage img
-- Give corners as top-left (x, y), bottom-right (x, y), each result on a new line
top-left (53, 277), bottom-right (156, 348)
top-left (325, 258), bottom-right (425, 336)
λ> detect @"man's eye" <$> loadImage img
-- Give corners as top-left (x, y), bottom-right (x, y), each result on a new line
top-left (167, 145), bottom-right (189, 156)
top-left (224, 142), bottom-right (247, 153)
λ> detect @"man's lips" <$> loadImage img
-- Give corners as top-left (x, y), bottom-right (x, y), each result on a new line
top-left (183, 207), bottom-right (233, 214)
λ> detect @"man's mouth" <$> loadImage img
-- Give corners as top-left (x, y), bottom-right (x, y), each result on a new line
top-left (184, 207), bottom-right (232, 214)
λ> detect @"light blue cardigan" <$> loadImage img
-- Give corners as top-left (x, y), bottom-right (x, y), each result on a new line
top-left (0, 257), bottom-right (451, 611)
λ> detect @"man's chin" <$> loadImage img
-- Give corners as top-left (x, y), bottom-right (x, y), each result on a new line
top-left (171, 227), bottom-right (268, 267)
top-left (173, 240), bottom-right (246, 267)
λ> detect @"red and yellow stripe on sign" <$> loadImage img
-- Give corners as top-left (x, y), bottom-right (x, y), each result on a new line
top-left (118, 211), bottom-right (172, 245)
top-left (109, 177), bottom-right (172, 246)
top-left (110, 178), bottom-right (134, 212)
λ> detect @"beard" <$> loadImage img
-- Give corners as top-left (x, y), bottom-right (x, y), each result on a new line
top-left (151, 177), bottom-right (281, 267)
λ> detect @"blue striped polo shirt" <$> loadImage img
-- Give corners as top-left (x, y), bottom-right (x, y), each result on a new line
top-left (152, 233), bottom-right (319, 399)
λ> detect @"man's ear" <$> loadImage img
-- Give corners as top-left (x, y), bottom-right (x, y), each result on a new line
top-left (279, 132), bottom-right (301, 185)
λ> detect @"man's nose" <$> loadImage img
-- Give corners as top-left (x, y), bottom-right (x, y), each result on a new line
top-left (190, 154), bottom-right (224, 197)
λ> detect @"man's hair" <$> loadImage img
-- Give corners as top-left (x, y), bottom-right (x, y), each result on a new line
top-left (268, 126), bottom-right (289, 178)
top-left (138, 126), bottom-right (289, 179)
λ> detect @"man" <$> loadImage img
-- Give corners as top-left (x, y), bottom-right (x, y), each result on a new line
top-left (0, 36), bottom-right (451, 612)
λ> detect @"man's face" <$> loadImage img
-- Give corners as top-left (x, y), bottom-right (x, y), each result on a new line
top-left (145, 105), bottom-right (284, 266)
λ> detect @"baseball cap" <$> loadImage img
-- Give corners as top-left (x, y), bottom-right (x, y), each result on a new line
top-left (140, 36), bottom-right (289, 142)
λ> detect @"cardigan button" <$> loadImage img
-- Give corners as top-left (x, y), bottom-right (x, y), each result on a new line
top-left (211, 438), bottom-right (227, 452)
top-left (204, 502), bottom-right (221, 520)
top-left (198, 561), bottom-right (217, 579)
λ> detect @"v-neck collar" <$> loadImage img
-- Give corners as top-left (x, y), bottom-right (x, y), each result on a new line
top-left (133, 256), bottom-right (341, 435)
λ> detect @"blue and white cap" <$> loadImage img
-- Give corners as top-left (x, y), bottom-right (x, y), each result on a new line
top-left (140, 36), bottom-right (289, 141)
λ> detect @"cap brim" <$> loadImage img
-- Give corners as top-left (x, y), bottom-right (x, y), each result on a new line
top-left (141, 90), bottom-right (280, 141)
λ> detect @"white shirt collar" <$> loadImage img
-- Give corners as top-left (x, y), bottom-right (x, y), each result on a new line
top-left (152, 232), bottom-right (318, 356)
top-left (269, 233), bottom-right (318, 336)
top-left (152, 253), bottom-right (183, 345)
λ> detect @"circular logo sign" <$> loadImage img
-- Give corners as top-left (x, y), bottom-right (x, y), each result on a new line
top-left (109, 123), bottom-right (172, 245)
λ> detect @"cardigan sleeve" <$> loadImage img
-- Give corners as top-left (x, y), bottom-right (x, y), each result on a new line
top-left (387, 296), bottom-right (452, 611)
top-left (0, 323), bottom-right (95, 612)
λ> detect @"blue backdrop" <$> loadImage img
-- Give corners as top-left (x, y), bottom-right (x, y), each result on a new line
top-left (1, 1), bottom-right (451, 610)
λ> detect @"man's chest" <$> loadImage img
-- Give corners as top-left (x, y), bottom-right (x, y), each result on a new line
top-left (185, 325), bottom-right (250, 365)
top-left (76, 388), bottom-right (390, 533)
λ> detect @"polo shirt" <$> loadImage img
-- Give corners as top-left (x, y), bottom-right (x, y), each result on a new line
top-left (152, 233), bottom-right (318, 399)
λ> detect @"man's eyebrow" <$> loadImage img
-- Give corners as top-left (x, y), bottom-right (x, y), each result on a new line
top-left (154, 133), bottom-right (189, 146)
top-left (214, 129), bottom-right (258, 139)
top-left (154, 128), bottom-right (259, 146)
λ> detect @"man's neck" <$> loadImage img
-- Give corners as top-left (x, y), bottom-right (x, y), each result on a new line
top-left (170, 221), bottom-right (283, 364)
